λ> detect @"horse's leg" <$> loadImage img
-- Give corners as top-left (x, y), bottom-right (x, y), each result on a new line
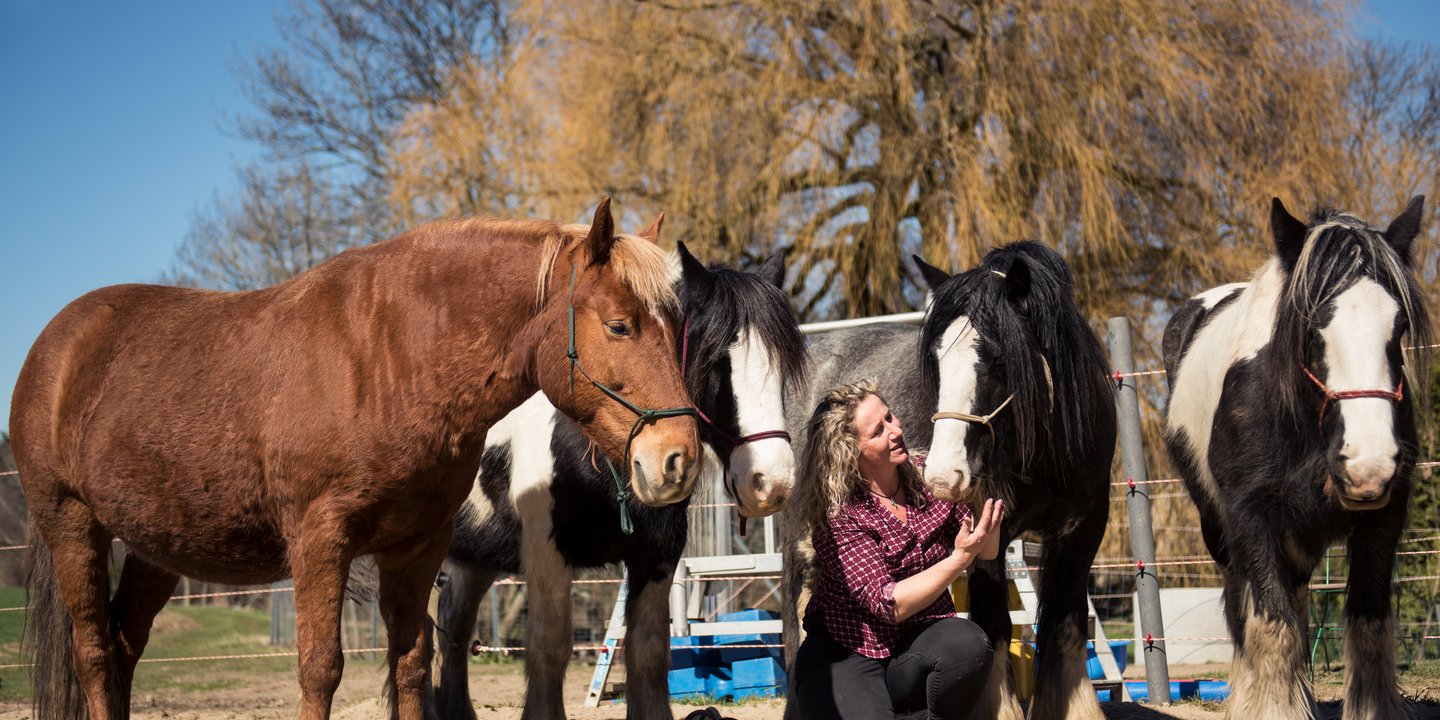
top-left (1224, 528), bottom-right (1315, 720)
top-left (622, 566), bottom-right (676, 720)
top-left (1341, 501), bottom-right (1410, 720)
top-left (434, 559), bottom-right (496, 720)
top-left (291, 511), bottom-right (356, 720)
top-left (377, 527), bottom-right (452, 720)
top-left (779, 521), bottom-right (811, 720)
top-left (968, 555), bottom-right (1025, 720)
top-left (517, 510), bottom-right (573, 720)
top-left (29, 502), bottom-right (124, 720)
top-left (109, 553), bottom-right (180, 708)
top-left (1221, 570), bottom-right (1249, 694)
top-left (1028, 513), bottom-right (1106, 720)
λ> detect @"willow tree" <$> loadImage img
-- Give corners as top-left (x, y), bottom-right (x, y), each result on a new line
top-left (391, 0), bottom-right (1379, 321)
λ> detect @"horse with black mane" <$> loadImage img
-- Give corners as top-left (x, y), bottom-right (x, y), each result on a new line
top-left (781, 240), bottom-right (1115, 720)
top-left (10, 200), bottom-right (701, 720)
top-left (433, 238), bottom-right (807, 720)
top-left (1164, 197), bottom-right (1430, 719)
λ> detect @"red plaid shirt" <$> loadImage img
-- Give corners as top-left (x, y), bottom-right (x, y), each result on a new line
top-left (805, 483), bottom-right (969, 659)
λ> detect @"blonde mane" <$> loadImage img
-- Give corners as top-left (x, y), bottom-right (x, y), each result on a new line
top-left (535, 225), bottom-right (680, 317)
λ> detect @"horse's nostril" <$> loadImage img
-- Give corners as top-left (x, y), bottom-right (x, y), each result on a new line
top-left (751, 472), bottom-right (765, 490)
top-left (665, 450), bottom-right (684, 479)
top-left (770, 483), bottom-right (789, 505)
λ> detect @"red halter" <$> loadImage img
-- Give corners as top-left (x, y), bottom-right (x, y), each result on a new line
top-left (681, 316), bottom-right (793, 535)
top-left (1301, 366), bottom-right (1404, 428)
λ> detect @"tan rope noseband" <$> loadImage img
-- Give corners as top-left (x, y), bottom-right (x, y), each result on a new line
top-left (931, 394), bottom-right (1015, 442)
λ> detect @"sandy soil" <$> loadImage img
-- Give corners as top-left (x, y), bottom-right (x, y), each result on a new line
top-left (1, 660), bottom-right (1437, 718)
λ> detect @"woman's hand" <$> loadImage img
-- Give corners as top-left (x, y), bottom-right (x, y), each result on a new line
top-left (953, 498), bottom-right (1005, 566)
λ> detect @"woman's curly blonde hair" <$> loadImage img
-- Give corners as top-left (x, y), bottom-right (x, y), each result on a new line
top-left (796, 380), bottom-right (927, 534)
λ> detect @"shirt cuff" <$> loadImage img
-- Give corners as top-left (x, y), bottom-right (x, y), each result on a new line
top-left (876, 580), bottom-right (897, 621)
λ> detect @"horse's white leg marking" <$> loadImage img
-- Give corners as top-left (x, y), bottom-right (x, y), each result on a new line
top-left (974, 642), bottom-right (1025, 720)
top-left (1028, 620), bottom-right (1103, 720)
top-left (1225, 593), bottom-right (1315, 720)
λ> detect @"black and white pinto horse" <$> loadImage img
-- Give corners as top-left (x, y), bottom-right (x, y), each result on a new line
top-left (433, 242), bottom-right (808, 720)
top-left (1164, 197), bottom-right (1430, 720)
top-left (781, 241), bottom-right (1116, 720)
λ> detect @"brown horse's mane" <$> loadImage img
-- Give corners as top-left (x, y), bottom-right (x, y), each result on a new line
top-left (407, 216), bottom-right (679, 317)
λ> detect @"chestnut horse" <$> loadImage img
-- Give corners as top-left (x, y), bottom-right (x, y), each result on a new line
top-left (9, 200), bottom-right (701, 720)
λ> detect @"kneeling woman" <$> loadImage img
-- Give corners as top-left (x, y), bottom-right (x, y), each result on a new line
top-left (790, 381), bottom-right (1003, 719)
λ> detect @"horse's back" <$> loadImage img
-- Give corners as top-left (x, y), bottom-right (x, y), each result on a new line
top-left (1162, 283), bottom-right (1248, 385)
top-left (11, 283), bottom-right (229, 472)
top-left (789, 322), bottom-right (932, 448)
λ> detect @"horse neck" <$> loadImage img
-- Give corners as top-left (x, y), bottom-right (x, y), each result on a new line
top-left (386, 233), bottom-right (555, 440)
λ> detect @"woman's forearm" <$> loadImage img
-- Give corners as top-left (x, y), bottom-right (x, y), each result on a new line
top-left (892, 551), bottom-right (972, 622)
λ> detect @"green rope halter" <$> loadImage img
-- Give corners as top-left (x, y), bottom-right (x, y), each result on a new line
top-left (566, 265), bottom-right (696, 534)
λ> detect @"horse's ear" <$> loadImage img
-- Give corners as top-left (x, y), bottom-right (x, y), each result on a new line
top-left (586, 198), bottom-right (616, 265)
top-left (1271, 197), bottom-right (1307, 267)
top-left (758, 249), bottom-right (787, 289)
top-left (1385, 195), bottom-right (1425, 262)
top-left (638, 212), bottom-right (665, 244)
top-left (677, 241), bottom-right (714, 294)
top-left (912, 255), bottom-right (951, 290)
top-left (1004, 259), bottom-right (1032, 305)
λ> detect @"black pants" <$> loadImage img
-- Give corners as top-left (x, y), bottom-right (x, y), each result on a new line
top-left (789, 614), bottom-right (993, 720)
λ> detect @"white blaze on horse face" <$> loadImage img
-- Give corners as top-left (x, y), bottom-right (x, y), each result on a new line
top-left (726, 328), bottom-right (793, 516)
top-left (1322, 279), bottom-right (1400, 497)
top-left (925, 316), bottom-right (981, 502)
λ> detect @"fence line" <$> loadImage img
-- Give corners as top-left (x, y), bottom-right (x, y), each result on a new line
top-left (0, 642), bottom-right (790, 671)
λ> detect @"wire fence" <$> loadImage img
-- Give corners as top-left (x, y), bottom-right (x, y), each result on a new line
top-left (4, 342), bottom-right (1440, 674)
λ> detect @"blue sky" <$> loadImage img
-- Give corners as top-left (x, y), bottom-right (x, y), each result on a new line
top-left (0, 1), bottom-right (1437, 435)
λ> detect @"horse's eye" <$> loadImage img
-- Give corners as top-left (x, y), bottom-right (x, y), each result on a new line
top-left (605, 321), bottom-right (631, 337)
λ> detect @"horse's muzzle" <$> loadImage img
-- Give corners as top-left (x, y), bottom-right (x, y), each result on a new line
top-left (736, 473), bottom-right (790, 517)
top-left (1326, 474), bottom-right (1394, 511)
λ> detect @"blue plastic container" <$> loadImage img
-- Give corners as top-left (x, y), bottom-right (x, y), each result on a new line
top-left (1197, 680), bottom-right (1230, 701)
top-left (670, 635), bottom-right (720, 670)
top-left (713, 609), bottom-right (782, 662)
top-left (732, 657), bottom-right (786, 689)
top-left (704, 675), bottom-right (735, 700)
top-left (1123, 679), bottom-right (1200, 702)
top-left (1108, 641), bottom-right (1131, 674)
top-left (668, 666), bottom-right (711, 695)
top-left (1084, 640), bottom-right (1134, 679)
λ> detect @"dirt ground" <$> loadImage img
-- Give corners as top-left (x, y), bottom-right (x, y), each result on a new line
top-left (2, 660), bottom-right (1440, 720)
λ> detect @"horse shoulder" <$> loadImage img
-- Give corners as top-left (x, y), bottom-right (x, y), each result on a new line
top-left (455, 393), bottom-right (558, 529)
top-left (1163, 283), bottom-right (1248, 382)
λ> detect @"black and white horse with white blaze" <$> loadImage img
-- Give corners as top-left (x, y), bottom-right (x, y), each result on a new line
top-left (1164, 197), bottom-right (1431, 720)
top-left (780, 241), bottom-right (1115, 720)
top-left (432, 240), bottom-right (807, 720)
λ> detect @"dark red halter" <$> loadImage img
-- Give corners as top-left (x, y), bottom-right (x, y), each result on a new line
top-left (681, 316), bottom-right (793, 535)
top-left (1302, 366), bottom-right (1404, 428)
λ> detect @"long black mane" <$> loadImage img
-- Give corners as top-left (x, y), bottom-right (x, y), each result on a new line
top-left (919, 241), bottom-right (1112, 466)
top-left (679, 254), bottom-right (808, 441)
top-left (1271, 209), bottom-right (1432, 425)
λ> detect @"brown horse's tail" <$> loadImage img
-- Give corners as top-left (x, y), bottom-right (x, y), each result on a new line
top-left (24, 523), bottom-right (118, 720)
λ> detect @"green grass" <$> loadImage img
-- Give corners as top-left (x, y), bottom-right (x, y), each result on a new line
top-left (0, 588), bottom-right (300, 701)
